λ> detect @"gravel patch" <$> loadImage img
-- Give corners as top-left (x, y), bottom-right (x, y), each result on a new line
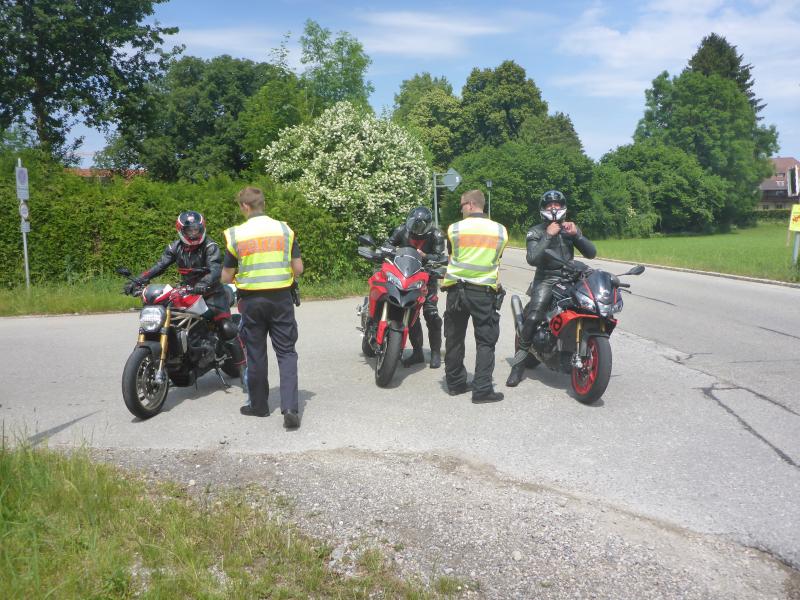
top-left (91, 446), bottom-right (798, 599)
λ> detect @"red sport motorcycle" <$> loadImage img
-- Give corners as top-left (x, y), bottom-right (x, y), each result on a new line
top-left (117, 267), bottom-right (245, 419)
top-left (356, 234), bottom-right (446, 387)
top-left (510, 251), bottom-right (644, 403)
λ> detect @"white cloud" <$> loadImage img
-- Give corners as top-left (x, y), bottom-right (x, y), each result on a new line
top-left (165, 27), bottom-right (303, 69)
top-left (554, 0), bottom-right (800, 106)
top-left (356, 10), bottom-right (533, 58)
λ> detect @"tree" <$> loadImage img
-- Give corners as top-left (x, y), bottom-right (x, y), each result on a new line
top-left (460, 60), bottom-right (548, 150)
top-left (392, 72), bottom-right (453, 125)
top-left (300, 20), bottom-right (374, 115)
top-left (261, 102), bottom-right (431, 241)
top-left (687, 33), bottom-right (764, 116)
top-left (0, 0), bottom-right (179, 160)
top-left (104, 55), bottom-right (281, 180)
top-left (602, 140), bottom-right (729, 233)
top-left (636, 70), bottom-right (777, 225)
top-left (518, 112), bottom-right (583, 152)
top-left (587, 163), bottom-right (657, 238)
top-left (404, 88), bottom-right (464, 169)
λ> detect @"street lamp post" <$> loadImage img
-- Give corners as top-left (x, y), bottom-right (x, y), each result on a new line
top-left (485, 180), bottom-right (492, 219)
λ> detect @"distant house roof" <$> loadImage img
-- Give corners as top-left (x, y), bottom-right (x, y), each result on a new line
top-left (759, 156), bottom-right (799, 192)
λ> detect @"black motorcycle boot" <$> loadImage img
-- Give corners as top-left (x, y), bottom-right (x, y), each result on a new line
top-left (428, 328), bottom-right (442, 369)
top-left (402, 348), bottom-right (425, 367)
top-left (506, 362), bottom-right (526, 387)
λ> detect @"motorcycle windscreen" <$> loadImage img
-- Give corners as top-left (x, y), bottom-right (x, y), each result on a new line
top-left (393, 247), bottom-right (423, 278)
top-left (586, 270), bottom-right (614, 305)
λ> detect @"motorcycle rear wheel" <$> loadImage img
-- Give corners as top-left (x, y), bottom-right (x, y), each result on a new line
top-left (571, 336), bottom-right (612, 404)
top-left (122, 347), bottom-right (169, 419)
top-left (375, 326), bottom-right (402, 387)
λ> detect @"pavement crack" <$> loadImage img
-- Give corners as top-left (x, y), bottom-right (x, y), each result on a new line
top-left (700, 385), bottom-right (798, 470)
top-left (756, 326), bottom-right (800, 342)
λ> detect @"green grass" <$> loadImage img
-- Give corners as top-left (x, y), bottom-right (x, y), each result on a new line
top-left (0, 443), bottom-right (434, 599)
top-left (511, 222), bottom-right (800, 283)
top-left (0, 275), bottom-right (368, 317)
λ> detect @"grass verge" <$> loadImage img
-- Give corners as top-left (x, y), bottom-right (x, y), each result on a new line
top-left (0, 275), bottom-right (368, 317)
top-left (510, 222), bottom-right (800, 283)
top-left (0, 443), bottom-right (440, 599)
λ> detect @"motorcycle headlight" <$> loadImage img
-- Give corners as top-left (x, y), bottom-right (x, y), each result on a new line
top-left (139, 306), bottom-right (166, 332)
top-left (385, 272), bottom-right (403, 288)
top-left (597, 303), bottom-right (613, 317)
top-left (409, 280), bottom-right (424, 290)
top-left (611, 298), bottom-right (624, 314)
top-left (575, 292), bottom-right (595, 312)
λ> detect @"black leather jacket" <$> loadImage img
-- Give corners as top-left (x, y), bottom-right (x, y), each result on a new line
top-left (385, 225), bottom-right (447, 263)
top-left (525, 222), bottom-right (597, 280)
top-left (140, 238), bottom-right (223, 292)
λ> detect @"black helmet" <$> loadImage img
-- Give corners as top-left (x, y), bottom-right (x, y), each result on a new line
top-left (405, 206), bottom-right (433, 239)
top-left (176, 211), bottom-right (206, 248)
top-left (539, 190), bottom-right (567, 223)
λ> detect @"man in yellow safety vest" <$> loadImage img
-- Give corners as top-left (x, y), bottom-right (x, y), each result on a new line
top-left (441, 189), bottom-right (508, 403)
top-left (221, 187), bottom-right (304, 428)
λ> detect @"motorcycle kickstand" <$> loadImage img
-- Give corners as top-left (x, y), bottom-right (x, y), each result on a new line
top-left (214, 367), bottom-right (231, 389)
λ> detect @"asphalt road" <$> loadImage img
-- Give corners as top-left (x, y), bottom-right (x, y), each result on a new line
top-left (2, 247), bottom-right (799, 569)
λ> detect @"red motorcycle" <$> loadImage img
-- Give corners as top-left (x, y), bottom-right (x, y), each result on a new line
top-left (117, 267), bottom-right (245, 419)
top-left (356, 234), bottom-right (445, 387)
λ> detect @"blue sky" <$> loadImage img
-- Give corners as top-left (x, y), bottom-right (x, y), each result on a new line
top-left (75, 0), bottom-right (800, 164)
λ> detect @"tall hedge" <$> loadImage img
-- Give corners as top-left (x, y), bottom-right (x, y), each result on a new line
top-left (0, 152), bottom-right (353, 288)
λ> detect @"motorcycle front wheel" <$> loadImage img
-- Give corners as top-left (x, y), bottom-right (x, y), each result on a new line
top-left (122, 347), bottom-right (169, 419)
top-left (571, 336), bottom-right (612, 404)
top-left (375, 326), bottom-right (403, 387)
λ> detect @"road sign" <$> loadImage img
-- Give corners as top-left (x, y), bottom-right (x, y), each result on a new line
top-left (16, 166), bottom-right (29, 200)
top-left (21, 219), bottom-right (30, 233)
top-left (789, 204), bottom-right (800, 232)
top-left (441, 168), bottom-right (462, 192)
top-left (19, 202), bottom-right (29, 220)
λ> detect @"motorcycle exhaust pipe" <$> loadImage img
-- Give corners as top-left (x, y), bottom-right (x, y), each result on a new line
top-left (510, 294), bottom-right (524, 336)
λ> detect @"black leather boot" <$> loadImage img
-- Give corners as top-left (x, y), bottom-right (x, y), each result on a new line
top-left (429, 349), bottom-right (441, 369)
top-left (506, 362), bottom-right (526, 387)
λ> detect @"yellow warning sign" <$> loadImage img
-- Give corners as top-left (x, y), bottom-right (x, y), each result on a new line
top-left (790, 204), bottom-right (800, 232)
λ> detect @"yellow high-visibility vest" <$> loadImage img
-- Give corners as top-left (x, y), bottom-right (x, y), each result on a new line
top-left (442, 216), bottom-right (507, 290)
top-left (224, 216), bottom-right (294, 290)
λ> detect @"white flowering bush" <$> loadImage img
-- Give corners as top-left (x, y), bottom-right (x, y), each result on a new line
top-left (260, 101), bottom-right (432, 241)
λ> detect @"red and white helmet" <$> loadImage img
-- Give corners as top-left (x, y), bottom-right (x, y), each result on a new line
top-left (176, 211), bottom-right (206, 249)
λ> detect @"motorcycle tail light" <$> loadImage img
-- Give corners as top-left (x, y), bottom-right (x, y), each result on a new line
top-left (140, 306), bottom-right (166, 332)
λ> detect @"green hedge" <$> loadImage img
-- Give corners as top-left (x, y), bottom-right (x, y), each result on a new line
top-left (755, 208), bottom-right (792, 222)
top-left (0, 153), bottom-right (357, 288)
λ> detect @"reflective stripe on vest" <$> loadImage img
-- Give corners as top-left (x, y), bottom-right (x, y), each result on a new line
top-left (224, 216), bottom-right (294, 290)
top-left (442, 218), bottom-right (507, 289)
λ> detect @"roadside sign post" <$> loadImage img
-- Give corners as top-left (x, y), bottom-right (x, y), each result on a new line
top-left (16, 158), bottom-right (31, 290)
top-left (789, 204), bottom-right (800, 266)
top-left (485, 179), bottom-right (492, 219)
top-left (432, 167), bottom-right (462, 228)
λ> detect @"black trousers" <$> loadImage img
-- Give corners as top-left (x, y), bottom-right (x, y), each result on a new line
top-left (443, 285), bottom-right (500, 395)
top-left (238, 289), bottom-right (298, 415)
top-left (520, 275), bottom-right (559, 344)
top-left (408, 281), bottom-right (442, 352)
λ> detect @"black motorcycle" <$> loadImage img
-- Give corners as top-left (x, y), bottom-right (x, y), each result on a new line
top-left (510, 251), bottom-right (645, 403)
top-left (117, 267), bottom-right (245, 419)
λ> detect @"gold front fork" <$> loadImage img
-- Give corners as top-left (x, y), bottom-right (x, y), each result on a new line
top-left (157, 308), bottom-right (171, 373)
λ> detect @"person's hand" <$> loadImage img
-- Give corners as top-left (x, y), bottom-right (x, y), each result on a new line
top-left (561, 222), bottom-right (578, 236)
top-left (193, 282), bottom-right (208, 295)
top-left (546, 222), bottom-right (562, 237)
top-left (417, 249), bottom-right (426, 259)
top-left (123, 278), bottom-right (144, 295)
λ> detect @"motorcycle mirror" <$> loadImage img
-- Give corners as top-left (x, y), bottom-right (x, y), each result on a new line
top-left (116, 266), bottom-right (132, 277)
top-left (357, 246), bottom-right (376, 260)
top-left (358, 234), bottom-right (376, 247)
top-left (627, 265), bottom-right (645, 276)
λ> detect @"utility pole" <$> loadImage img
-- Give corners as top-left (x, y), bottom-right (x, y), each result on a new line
top-left (16, 158), bottom-right (31, 290)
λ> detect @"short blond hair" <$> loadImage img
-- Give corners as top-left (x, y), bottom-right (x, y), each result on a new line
top-left (236, 186), bottom-right (265, 211)
top-left (461, 189), bottom-right (485, 210)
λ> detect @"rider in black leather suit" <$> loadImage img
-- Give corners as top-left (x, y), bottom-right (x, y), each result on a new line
top-left (385, 206), bottom-right (447, 369)
top-left (506, 191), bottom-right (597, 387)
top-left (130, 211), bottom-right (236, 339)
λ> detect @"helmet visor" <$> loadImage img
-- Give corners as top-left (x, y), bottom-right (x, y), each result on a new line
top-left (183, 223), bottom-right (202, 241)
top-left (406, 216), bottom-right (431, 236)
